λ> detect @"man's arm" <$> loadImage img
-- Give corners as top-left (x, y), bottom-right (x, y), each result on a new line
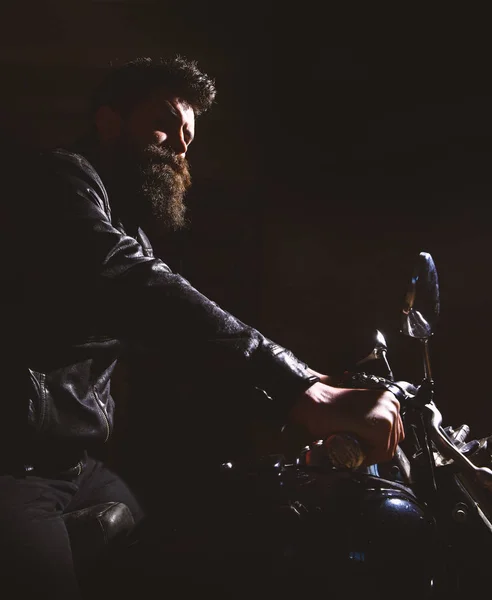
top-left (27, 151), bottom-right (319, 421)
top-left (26, 150), bottom-right (404, 462)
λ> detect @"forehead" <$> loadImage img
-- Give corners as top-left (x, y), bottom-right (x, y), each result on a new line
top-left (142, 88), bottom-right (195, 130)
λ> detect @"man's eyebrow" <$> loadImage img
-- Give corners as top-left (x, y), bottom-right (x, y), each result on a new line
top-left (162, 100), bottom-right (186, 124)
top-left (164, 101), bottom-right (180, 119)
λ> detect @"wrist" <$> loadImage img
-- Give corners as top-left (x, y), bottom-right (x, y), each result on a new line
top-left (306, 368), bottom-right (340, 387)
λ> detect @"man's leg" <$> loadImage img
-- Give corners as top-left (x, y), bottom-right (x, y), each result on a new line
top-left (65, 455), bottom-right (144, 522)
top-left (64, 455), bottom-right (145, 593)
top-left (0, 474), bottom-right (82, 598)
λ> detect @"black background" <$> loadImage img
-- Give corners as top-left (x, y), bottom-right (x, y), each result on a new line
top-left (1, 2), bottom-right (491, 453)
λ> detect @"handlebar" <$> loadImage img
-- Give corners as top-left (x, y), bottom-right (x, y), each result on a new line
top-left (318, 392), bottom-right (492, 494)
top-left (425, 401), bottom-right (492, 491)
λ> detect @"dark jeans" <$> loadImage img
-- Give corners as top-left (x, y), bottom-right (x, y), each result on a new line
top-left (0, 455), bottom-right (143, 598)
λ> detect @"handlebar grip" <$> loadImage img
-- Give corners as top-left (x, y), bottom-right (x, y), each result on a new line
top-left (323, 433), bottom-right (366, 469)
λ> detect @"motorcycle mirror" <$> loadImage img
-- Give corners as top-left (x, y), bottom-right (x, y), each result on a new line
top-left (401, 252), bottom-right (440, 340)
top-left (401, 251), bottom-right (440, 382)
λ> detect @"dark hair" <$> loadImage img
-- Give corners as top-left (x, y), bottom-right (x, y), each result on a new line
top-left (89, 55), bottom-right (216, 118)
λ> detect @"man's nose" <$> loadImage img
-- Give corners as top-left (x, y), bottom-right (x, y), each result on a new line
top-left (155, 130), bottom-right (188, 157)
top-left (167, 129), bottom-right (188, 157)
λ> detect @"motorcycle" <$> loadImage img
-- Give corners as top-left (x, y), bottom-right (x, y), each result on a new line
top-left (75, 251), bottom-right (492, 599)
top-left (205, 250), bottom-right (491, 598)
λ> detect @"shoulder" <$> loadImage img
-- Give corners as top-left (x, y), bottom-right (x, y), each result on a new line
top-left (41, 147), bottom-right (103, 189)
top-left (39, 147), bottom-right (110, 215)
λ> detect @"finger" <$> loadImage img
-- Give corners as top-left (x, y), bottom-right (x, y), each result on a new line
top-left (379, 396), bottom-right (396, 462)
top-left (389, 415), bottom-right (398, 459)
top-left (386, 404), bottom-right (401, 462)
top-left (394, 422), bottom-right (401, 457)
top-left (393, 402), bottom-right (402, 455)
top-left (393, 411), bottom-right (403, 450)
top-left (389, 395), bottom-right (402, 457)
top-left (394, 404), bottom-right (405, 456)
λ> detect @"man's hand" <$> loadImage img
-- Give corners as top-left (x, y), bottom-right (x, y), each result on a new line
top-left (288, 378), bottom-right (404, 465)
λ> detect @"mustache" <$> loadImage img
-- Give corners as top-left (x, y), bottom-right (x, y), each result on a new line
top-left (139, 144), bottom-right (189, 175)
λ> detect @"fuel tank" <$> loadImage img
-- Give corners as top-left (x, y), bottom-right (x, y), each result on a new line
top-left (213, 455), bottom-right (439, 598)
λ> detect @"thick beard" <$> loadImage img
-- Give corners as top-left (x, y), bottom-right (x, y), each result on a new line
top-left (116, 142), bottom-right (192, 233)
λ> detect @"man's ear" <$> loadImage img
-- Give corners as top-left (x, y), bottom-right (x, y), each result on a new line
top-left (94, 105), bottom-right (122, 142)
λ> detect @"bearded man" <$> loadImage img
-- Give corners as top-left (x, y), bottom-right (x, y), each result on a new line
top-left (0, 56), bottom-right (403, 596)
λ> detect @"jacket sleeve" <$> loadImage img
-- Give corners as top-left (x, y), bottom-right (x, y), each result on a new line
top-left (26, 151), bottom-right (319, 418)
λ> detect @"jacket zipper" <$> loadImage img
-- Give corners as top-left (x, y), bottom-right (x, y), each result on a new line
top-left (93, 387), bottom-right (110, 442)
top-left (29, 369), bottom-right (47, 433)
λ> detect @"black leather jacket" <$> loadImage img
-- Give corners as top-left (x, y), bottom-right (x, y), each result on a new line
top-left (15, 146), bottom-right (318, 453)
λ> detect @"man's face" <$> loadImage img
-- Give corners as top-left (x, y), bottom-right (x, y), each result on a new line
top-left (108, 89), bottom-right (195, 231)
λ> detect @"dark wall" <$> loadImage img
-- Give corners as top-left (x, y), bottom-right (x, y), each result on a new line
top-left (2, 2), bottom-right (491, 448)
